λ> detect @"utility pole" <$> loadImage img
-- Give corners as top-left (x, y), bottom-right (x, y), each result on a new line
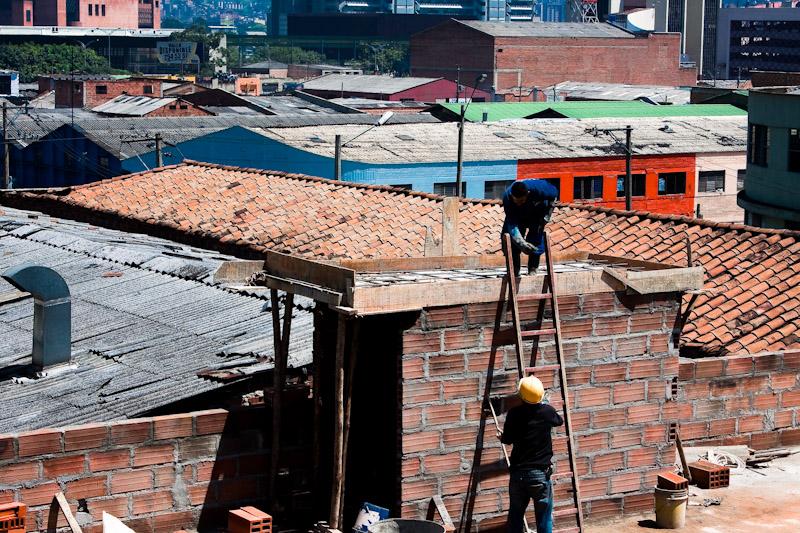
top-left (334, 134), bottom-right (342, 180)
top-left (2, 102), bottom-right (8, 189)
top-left (624, 125), bottom-right (632, 211)
top-left (456, 104), bottom-right (465, 198)
top-left (155, 133), bottom-right (163, 167)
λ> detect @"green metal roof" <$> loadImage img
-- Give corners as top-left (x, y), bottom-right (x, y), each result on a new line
top-left (439, 101), bottom-right (747, 122)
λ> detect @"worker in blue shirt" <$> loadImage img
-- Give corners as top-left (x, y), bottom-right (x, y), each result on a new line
top-left (502, 179), bottom-right (559, 276)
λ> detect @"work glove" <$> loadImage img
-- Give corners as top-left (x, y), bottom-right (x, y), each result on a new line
top-left (510, 230), bottom-right (536, 255)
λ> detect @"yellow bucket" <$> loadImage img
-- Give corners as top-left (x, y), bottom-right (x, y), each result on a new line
top-left (654, 487), bottom-right (688, 529)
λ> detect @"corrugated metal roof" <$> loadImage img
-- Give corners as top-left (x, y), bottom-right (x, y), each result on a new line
top-left (301, 74), bottom-right (442, 94)
top-left (457, 20), bottom-right (634, 38)
top-left (92, 95), bottom-right (181, 116)
top-left (0, 207), bottom-right (313, 433)
top-left (248, 116), bottom-right (747, 164)
top-left (546, 81), bottom-right (692, 105)
top-left (438, 101), bottom-right (746, 122)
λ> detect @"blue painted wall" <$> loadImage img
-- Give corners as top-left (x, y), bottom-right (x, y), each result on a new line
top-left (124, 126), bottom-right (518, 199)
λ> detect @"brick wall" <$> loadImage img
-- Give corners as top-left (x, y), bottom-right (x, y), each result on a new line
top-left (399, 292), bottom-right (682, 530)
top-left (146, 101), bottom-right (214, 117)
top-left (0, 409), bottom-right (269, 533)
top-left (677, 351), bottom-right (800, 449)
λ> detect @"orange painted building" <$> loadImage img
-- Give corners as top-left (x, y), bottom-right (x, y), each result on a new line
top-left (517, 154), bottom-right (697, 216)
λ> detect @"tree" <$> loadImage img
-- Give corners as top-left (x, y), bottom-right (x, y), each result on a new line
top-left (0, 43), bottom-right (120, 83)
top-left (347, 43), bottom-right (409, 75)
top-left (161, 17), bottom-right (187, 29)
top-left (248, 46), bottom-right (325, 66)
top-left (171, 22), bottom-right (225, 76)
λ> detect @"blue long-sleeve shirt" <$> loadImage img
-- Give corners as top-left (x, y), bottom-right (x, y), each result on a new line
top-left (501, 179), bottom-right (558, 239)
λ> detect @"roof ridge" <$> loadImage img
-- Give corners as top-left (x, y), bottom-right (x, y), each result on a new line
top-left (563, 202), bottom-right (800, 239)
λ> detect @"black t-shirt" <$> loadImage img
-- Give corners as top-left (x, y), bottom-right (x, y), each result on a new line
top-left (500, 403), bottom-right (564, 470)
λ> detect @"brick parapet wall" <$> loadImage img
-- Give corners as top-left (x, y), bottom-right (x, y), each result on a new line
top-left (0, 409), bottom-right (268, 533)
top-left (677, 351), bottom-right (800, 449)
top-left (399, 292), bottom-right (682, 529)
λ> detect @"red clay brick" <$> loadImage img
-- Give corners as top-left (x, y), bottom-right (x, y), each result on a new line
top-left (628, 358), bottom-right (661, 379)
top-left (153, 465), bottom-right (176, 488)
top-left (753, 392), bottom-right (779, 409)
top-left (153, 414), bottom-right (193, 440)
top-left (43, 454), bottom-right (85, 478)
top-left (443, 329), bottom-right (481, 351)
top-left (403, 407), bottom-right (423, 430)
top-left (593, 362), bottom-right (627, 383)
top-left (630, 313), bottom-right (664, 333)
top-left (751, 432), bottom-right (780, 450)
top-left (0, 436), bottom-right (14, 461)
top-left (725, 355), bottom-right (754, 376)
top-left (194, 409), bottom-right (228, 435)
top-left (423, 452), bottom-right (462, 474)
top-left (772, 372), bottom-right (798, 389)
top-left (581, 293), bottom-right (616, 314)
top-left (648, 334), bottom-right (671, 354)
top-left (580, 339), bottom-right (614, 360)
top-left (695, 359), bottom-right (724, 378)
top-left (613, 382), bottom-right (646, 404)
top-left (592, 408), bottom-right (626, 429)
top-left (466, 350), bottom-right (504, 372)
top-left (592, 451), bottom-right (624, 473)
top-left (576, 386), bottom-right (611, 408)
top-left (404, 381), bottom-right (441, 404)
top-left (710, 379), bottom-right (739, 397)
top-left (0, 461), bottom-right (39, 484)
top-left (88, 497), bottom-right (129, 521)
top-left (404, 331), bottom-right (442, 354)
top-left (780, 428), bottom-right (800, 446)
top-left (178, 435), bottom-right (219, 461)
top-left (626, 404), bottom-right (660, 424)
top-left (678, 361), bottom-right (695, 380)
top-left (644, 424), bottom-right (671, 444)
top-left (152, 511), bottom-right (195, 532)
top-left (610, 428), bottom-right (642, 448)
top-left (577, 432), bottom-right (609, 454)
top-left (738, 415), bottom-right (765, 433)
top-left (589, 497), bottom-right (624, 520)
top-left (626, 447), bottom-right (658, 468)
top-left (132, 490), bottom-right (174, 515)
top-left (683, 382), bottom-right (710, 400)
top-left (21, 482), bottom-right (60, 506)
top-left (402, 457), bottom-right (421, 477)
top-left (110, 420), bottom-right (152, 445)
top-left (402, 431), bottom-right (440, 454)
top-left (89, 449), bottom-right (131, 472)
top-left (740, 376), bottom-right (769, 393)
top-left (133, 444), bottom-right (174, 467)
top-left (784, 351), bottom-right (800, 370)
top-left (724, 395), bottom-right (751, 411)
top-left (566, 366), bottom-right (592, 386)
top-left (18, 429), bottom-right (62, 457)
top-left (610, 472), bottom-right (642, 494)
top-left (781, 390), bottom-right (800, 408)
top-left (65, 475), bottom-right (107, 499)
top-left (443, 378), bottom-right (479, 399)
top-left (624, 491), bottom-right (654, 514)
top-left (111, 469), bottom-right (153, 494)
top-left (678, 421), bottom-right (708, 441)
top-left (561, 317), bottom-right (593, 339)
top-left (187, 483), bottom-right (210, 506)
top-left (774, 409), bottom-right (794, 429)
top-left (402, 357), bottom-right (425, 379)
top-left (579, 476), bottom-right (609, 498)
top-left (708, 418), bottom-right (736, 437)
top-left (402, 477), bottom-right (438, 501)
top-left (440, 473), bottom-right (471, 495)
top-left (593, 317), bottom-right (628, 336)
top-left (426, 306), bottom-right (465, 328)
top-left (443, 426), bottom-right (478, 448)
top-left (616, 336), bottom-right (648, 358)
top-left (428, 353), bottom-right (465, 376)
top-left (754, 353), bottom-right (782, 372)
top-left (64, 425), bottom-right (108, 452)
top-left (424, 403), bottom-right (462, 426)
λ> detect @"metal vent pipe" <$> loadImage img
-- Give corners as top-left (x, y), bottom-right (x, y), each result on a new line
top-left (1, 264), bottom-right (71, 369)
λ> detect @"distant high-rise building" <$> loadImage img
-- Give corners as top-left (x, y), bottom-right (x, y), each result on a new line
top-left (0, 0), bottom-right (160, 29)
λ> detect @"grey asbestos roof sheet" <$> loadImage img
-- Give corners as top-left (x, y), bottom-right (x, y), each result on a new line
top-left (92, 95), bottom-right (178, 116)
top-left (458, 20), bottom-right (634, 38)
top-left (547, 81), bottom-right (692, 105)
top-left (0, 207), bottom-right (313, 433)
top-left (301, 74), bottom-right (441, 94)
top-left (250, 115), bottom-right (748, 164)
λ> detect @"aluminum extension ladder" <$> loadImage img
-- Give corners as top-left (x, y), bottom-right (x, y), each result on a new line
top-left (486, 232), bottom-right (584, 533)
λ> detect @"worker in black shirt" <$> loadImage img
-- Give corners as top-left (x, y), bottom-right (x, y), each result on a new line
top-left (500, 376), bottom-right (564, 533)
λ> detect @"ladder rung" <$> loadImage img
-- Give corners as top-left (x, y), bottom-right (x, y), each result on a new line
top-left (553, 507), bottom-right (578, 518)
top-left (521, 328), bottom-right (556, 338)
top-left (516, 293), bottom-right (553, 302)
top-left (524, 364), bottom-right (560, 374)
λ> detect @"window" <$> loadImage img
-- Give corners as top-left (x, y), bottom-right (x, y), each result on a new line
top-left (573, 176), bottom-right (603, 200)
top-left (143, 85), bottom-right (153, 94)
top-left (789, 129), bottom-right (800, 172)
top-left (698, 170), bottom-right (725, 193)
top-left (26, 10), bottom-right (31, 22)
top-left (616, 174), bottom-right (646, 197)
top-left (95, 4), bottom-right (100, 16)
top-left (658, 172), bottom-right (686, 195)
top-left (737, 169), bottom-right (746, 191)
top-left (99, 156), bottom-right (109, 169)
top-left (484, 180), bottom-right (514, 200)
top-left (168, 105), bottom-right (177, 110)
top-left (88, 4), bottom-right (92, 15)
top-left (545, 178), bottom-right (561, 200)
top-left (748, 124), bottom-right (769, 167)
top-left (179, 104), bottom-right (188, 110)
top-left (95, 85), bottom-right (107, 95)
top-left (434, 182), bottom-right (466, 196)
top-left (102, 5), bottom-right (106, 16)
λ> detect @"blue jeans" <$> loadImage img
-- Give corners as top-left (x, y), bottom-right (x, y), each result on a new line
top-left (507, 468), bottom-right (553, 533)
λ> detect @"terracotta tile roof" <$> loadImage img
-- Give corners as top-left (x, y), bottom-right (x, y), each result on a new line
top-left (2, 161), bottom-right (798, 356)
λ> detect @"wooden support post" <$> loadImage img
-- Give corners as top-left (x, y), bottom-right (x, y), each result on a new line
top-left (441, 197), bottom-right (460, 256)
top-left (339, 319), bottom-right (360, 528)
top-left (269, 289), bottom-right (293, 504)
top-left (330, 314), bottom-right (348, 529)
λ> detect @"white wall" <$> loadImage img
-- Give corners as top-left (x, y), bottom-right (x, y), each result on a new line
top-left (695, 152), bottom-right (745, 223)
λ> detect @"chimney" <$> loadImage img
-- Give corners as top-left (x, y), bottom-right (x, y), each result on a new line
top-left (2, 264), bottom-right (71, 370)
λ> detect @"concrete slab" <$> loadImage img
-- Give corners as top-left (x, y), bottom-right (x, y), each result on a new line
top-left (588, 446), bottom-right (800, 532)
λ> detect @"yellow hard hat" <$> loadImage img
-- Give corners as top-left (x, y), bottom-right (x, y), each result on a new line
top-left (518, 376), bottom-right (544, 404)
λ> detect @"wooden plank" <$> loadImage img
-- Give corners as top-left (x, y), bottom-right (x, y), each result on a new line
top-left (339, 320), bottom-right (360, 528)
top-left (329, 315), bottom-right (347, 529)
top-left (589, 253), bottom-right (674, 271)
top-left (0, 289), bottom-right (30, 305)
top-left (47, 492), bottom-right (82, 533)
top-left (212, 260), bottom-right (265, 284)
top-left (262, 274), bottom-right (343, 306)
top-left (265, 249), bottom-right (355, 296)
top-left (441, 197), bottom-right (460, 256)
top-left (626, 266), bottom-right (704, 293)
top-left (269, 289), bottom-right (284, 503)
top-left (426, 496), bottom-right (456, 533)
top-left (503, 234), bottom-right (525, 380)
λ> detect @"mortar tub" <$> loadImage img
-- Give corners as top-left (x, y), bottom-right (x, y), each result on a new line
top-left (367, 519), bottom-right (446, 533)
top-left (654, 486), bottom-right (688, 529)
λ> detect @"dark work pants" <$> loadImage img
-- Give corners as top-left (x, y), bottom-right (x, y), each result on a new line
top-left (507, 468), bottom-right (553, 533)
top-left (501, 226), bottom-right (543, 276)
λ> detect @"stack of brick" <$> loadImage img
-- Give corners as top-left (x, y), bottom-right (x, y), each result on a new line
top-left (677, 350), bottom-right (800, 448)
top-left (399, 292), bottom-right (682, 529)
top-left (0, 409), bottom-right (270, 533)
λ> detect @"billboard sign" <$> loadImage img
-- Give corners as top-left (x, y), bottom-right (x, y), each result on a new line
top-left (157, 42), bottom-right (200, 65)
